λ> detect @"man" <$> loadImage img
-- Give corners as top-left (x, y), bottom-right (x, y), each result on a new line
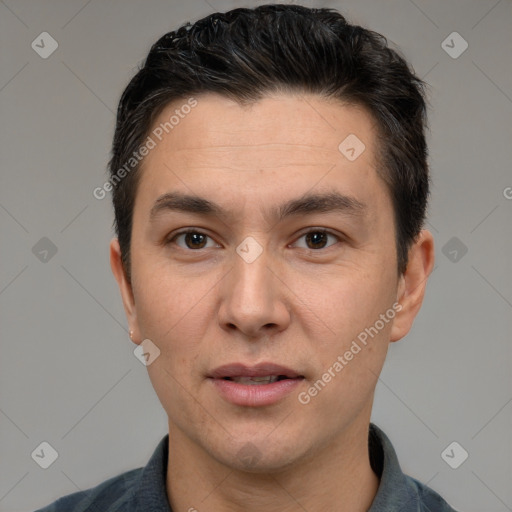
top-left (36, 4), bottom-right (457, 511)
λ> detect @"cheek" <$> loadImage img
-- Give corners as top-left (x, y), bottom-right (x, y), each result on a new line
top-left (317, 271), bottom-right (389, 334)
top-left (306, 266), bottom-right (397, 390)
top-left (131, 272), bottom-right (212, 392)
top-left (142, 306), bottom-right (206, 415)
top-left (302, 297), bottom-right (394, 420)
top-left (134, 262), bottom-right (210, 333)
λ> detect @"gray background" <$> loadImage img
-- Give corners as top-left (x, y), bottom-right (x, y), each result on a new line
top-left (0, 0), bottom-right (511, 511)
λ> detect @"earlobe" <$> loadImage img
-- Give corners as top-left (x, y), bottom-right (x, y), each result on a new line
top-left (390, 230), bottom-right (435, 343)
top-left (109, 238), bottom-right (141, 344)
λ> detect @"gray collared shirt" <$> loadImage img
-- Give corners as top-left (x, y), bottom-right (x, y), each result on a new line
top-left (35, 423), bottom-right (458, 511)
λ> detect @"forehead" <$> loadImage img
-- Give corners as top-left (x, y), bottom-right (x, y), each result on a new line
top-left (135, 92), bottom-right (389, 223)
top-left (150, 92), bottom-right (378, 164)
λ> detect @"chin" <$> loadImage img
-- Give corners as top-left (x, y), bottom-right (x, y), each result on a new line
top-left (211, 433), bottom-right (307, 474)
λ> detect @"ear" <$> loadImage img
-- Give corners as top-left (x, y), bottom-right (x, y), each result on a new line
top-left (109, 238), bottom-right (141, 345)
top-left (390, 229), bottom-right (435, 342)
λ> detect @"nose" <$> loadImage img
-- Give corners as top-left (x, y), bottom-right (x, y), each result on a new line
top-left (217, 240), bottom-right (291, 340)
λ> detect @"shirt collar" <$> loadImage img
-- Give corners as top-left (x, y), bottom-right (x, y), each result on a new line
top-left (130, 433), bottom-right (172, 511)
top-left (130, 422), bottom-right (419, 511)
top-left (368, 423), bottom-right (420, 511)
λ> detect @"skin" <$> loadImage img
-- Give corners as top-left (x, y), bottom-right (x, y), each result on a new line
top-left (110, 92), bottom-right (435, 512)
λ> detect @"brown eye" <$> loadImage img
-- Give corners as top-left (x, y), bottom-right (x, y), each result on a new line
top-left (305, 231), bottom-right (329, 249)
top-left (168, 230), bottom-right (216, 250)
top-left (293, 229), bottom-right (340, 250)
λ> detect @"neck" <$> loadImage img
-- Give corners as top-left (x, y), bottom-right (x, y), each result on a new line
top-left (166, 416), bottom-right (380, 512)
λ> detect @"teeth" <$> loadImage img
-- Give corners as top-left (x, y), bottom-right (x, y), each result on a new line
top-left (231, 375), bottom-right (280, 385)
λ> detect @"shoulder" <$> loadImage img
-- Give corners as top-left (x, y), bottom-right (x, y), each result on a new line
top-left (368, 423), bottom-right (459, 512)
top-left (33, 467), bottom-right (142, 512)
top-left (34, 434), bottom-right (170, 512)
top-left (406, 474), bottom-right (459, 512)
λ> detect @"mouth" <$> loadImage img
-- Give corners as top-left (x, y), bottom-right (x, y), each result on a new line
top-left (208, 363), bottom-right (305, 406)
top-left (208, 362), bottom-right (304, 381)
top-left (220, 375), bottom-right (296, 385)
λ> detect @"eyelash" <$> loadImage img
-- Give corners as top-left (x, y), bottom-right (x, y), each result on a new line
top-left (165, 228), bottom-right (343, 252)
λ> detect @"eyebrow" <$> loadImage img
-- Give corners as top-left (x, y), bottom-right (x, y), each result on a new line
top-left (149, 190), bottom-right (367, 224)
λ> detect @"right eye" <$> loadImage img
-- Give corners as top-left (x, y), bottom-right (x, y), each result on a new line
top-left (166, 229), bottom-right (220, 250)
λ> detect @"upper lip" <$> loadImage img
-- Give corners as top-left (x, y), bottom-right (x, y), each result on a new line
top-left (209, 362), bottom-right (303, 379)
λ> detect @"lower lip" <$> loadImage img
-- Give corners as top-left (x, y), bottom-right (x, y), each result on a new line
top-left (209, 377), bottom-right (304, 407)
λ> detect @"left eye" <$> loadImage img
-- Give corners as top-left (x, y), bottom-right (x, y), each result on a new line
top-left (292, 229), bottom-right (340, 250)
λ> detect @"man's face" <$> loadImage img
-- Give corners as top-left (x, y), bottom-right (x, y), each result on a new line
top-left (113, 92), bottom-right (407, 471)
